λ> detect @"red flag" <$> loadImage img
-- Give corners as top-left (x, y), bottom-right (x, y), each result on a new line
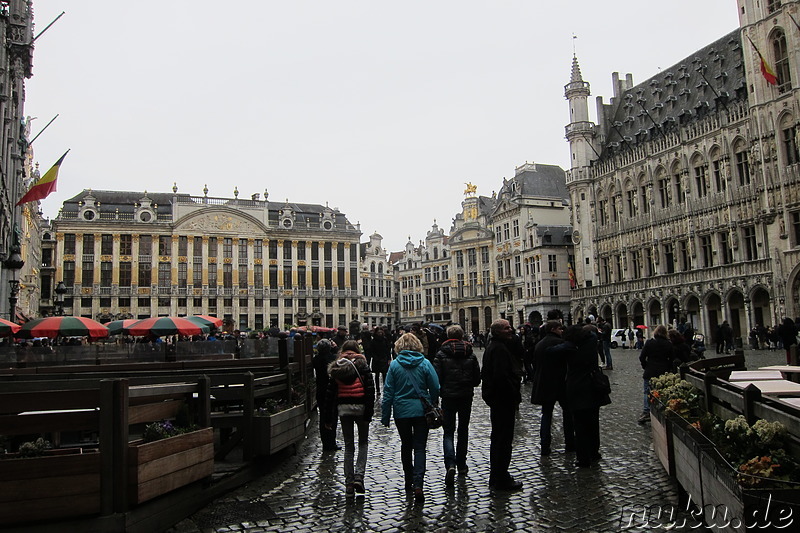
top-left (746, 36), bottom-right (778, 86)
top-left (568, 263), bottom-right (577, 289)
top-left (16, 150), bottom-right (69, 206)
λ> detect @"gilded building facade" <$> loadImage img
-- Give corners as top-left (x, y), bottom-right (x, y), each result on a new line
top-left (41, 187), bottom-right (362, 330)
top-left (566, 0), bottom-right (800, 340)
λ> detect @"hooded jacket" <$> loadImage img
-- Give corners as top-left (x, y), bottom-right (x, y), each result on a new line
top-left (381, 350), bottom-right (440, 425)
top-left (324, 350), bottom-right (375, 424)
top-left (433, 340), bottom-right (480, 399)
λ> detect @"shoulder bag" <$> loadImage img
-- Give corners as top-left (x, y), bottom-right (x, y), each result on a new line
top-left (404, 367), bottom-right (443, 429)
top-left (591, 367), bottom-right (612, 407)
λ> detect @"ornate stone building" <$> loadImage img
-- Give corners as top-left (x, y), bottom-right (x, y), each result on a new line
top-left (566, 0), bottom-right (800, 341)
top-left (41, 187), bottom-right (362, 329)
top-left (0, 1), bottom-right (34, 320)
top-left (359, 232), bottom-right (394, 328)
top-left (392, 223), bottom-right (451, 326)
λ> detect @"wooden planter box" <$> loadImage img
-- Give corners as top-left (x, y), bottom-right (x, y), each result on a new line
top-left (0, 449), bottom-right (101, 525)
top-left (671, 415), bottom-right (715, 510)
top-left (254, 404), bottom-right (307, 456)
top-left (699, 447), bottom-right (800, 532)
top-left (650, 404), bottom-right (675, 477)
top-left (128, 427), bottom-right (214, 505)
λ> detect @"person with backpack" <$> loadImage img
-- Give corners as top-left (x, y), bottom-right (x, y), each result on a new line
top-left (324, 340), bottom-right (375, 497)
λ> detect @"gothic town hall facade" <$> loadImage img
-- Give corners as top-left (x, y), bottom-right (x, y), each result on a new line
top-left (567, 0), bottom-right (800, 342)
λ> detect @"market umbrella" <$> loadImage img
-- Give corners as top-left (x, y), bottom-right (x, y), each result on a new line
top-left (124, 316), bottom-right (209, 337)
top-left (0, 318), bottom-right (21, 336)
top-left (296, 325), bottom-right (336, 333)
top-left (17, 316), bottom-right (110, 339)
top-left (186, 315), bottom-right (223, 329)
top-left (635, 325), bottom-right (649, 330)
top-left (105, 319), bottom-right (141, 335)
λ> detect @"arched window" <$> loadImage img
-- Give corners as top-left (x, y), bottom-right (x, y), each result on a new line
top-left (772, 29), bottom-right (791, 93)
top-left (378, 263), bottom-right (383, 274)
top-left (733, 139), bottom-right (750, 185)
top-left (780, 114), bottom-right (799, 165)
top-left (709, 147), bottom-right (725, 192)
top-left (692, 154), bottom-right (709, 198)
top-left (370, 262), bottom-right (375, 273)
top-left (670, 161), bottom-right (684, 204)
top-left (655, 167), bottom-right (671, 208)
top-left (624, 180), bottom-right (637, 217)
top-left (433, 247), bottom-right (439, 259)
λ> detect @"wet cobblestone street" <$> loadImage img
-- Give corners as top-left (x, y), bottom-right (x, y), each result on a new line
top-left (170, 347), bottom-right (785, 532)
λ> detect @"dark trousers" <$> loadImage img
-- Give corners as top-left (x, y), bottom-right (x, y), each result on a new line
top-left (395, 416), bottom-right (429, 488)
top-left (540, 400), bottom-right (575, 451)
top-left (572, 407), bottom-right (600, 465)
top-left (442, 396), bottom-right (473, 468)
top-left (489, 404), bottom-right (516, 483)
top-left (317, 396), bottom-right (338, 449)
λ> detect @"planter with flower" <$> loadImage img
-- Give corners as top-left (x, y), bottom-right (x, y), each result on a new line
top-left (127, 420), bottom-right (214, 505)
top-left (0, 438), bottom-right (101, 524)
top-left (648, 373), bottom-right (703, 477)
top-left (253, 397), bottom-right (307, 456)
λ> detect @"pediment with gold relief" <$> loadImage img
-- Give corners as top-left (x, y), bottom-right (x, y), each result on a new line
top-left (175, 209), bottom-right (267, 235)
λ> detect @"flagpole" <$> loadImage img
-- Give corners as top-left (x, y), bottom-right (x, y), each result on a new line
top-left (28, 114), bottom-right (59, 146)
top-left (32, 11), bottom-right (65, 43)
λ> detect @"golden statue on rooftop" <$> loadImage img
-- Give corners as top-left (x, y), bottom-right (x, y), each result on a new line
top-left (464, 182), bottom-right (478, 197)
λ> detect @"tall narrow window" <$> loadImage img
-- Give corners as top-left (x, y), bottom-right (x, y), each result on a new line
top-left (711, 153), bottom-right (726, 192)
top-left (693, 161), bottom-right (708, 197)
top-left (158, 235), bottom-right (171, 256)
top-left (782, 119), bottom-right (799, 165)
top-left (101, 234), bottom-right (113, 255)
top-left (743, 225), bottom-right (758, 260)
top-left (734, 141), bottom-right (750, 185)
top-left (626, 189), bottom-right (637, 216)
top-left (772, 29), bottom-right (791, 93)
top-left (120, 235), bottom-right (132, 256)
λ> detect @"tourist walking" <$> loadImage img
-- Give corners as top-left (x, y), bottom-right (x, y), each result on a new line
top-left (324, 340), bottom-right (375, 497)
top-left (638, 325), bottom-right (689, 425)
top-left (777, 318), bottom-right (798, 364)
top-left (313, 339), bottom-right (339, 451)
top-left (552, 324), bottom-right (605, 468)
top-left (531, 320), bottom-right (574, 456)
top-left (432, 325), bottom-right (481, 486)
top-left (381, 333), bottom-right (440, 503)
top-left (481, 319), bottom-right (524, 491)
top-left (370, 327), bottom-right (392, 394)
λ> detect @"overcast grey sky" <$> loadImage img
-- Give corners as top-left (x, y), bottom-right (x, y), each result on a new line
top-left (27, 1), bottom-right (739, 253)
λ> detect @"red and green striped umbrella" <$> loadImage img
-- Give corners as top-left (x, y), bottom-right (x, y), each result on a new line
top-left (0, 318), bottom-right (21, 336)
top-left (17, 316), bottom-right (110, 339)
top-left (124, 316), bottom-right (209, 337)
top-left (105, 319), bottom-right (141, 335)
top-left (186, 315), bottom-right (223, 329)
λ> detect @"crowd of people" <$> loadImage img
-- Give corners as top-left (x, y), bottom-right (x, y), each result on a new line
top-left (313, 313), bottom-right (621, 502)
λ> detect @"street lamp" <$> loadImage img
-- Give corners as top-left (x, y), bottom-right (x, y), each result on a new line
top-left (54, 281), bottom-right (67, 316)
top-left (7, 279), bottom-right (19, 321)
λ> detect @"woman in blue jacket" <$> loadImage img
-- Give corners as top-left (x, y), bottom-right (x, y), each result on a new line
top-left (381, 332), bottom-right (440, 503)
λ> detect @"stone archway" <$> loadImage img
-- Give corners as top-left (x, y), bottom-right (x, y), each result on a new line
top-left (705, 292), bottom-right (723, 342)
top-left (615, 302), bottom-right (629, 329)
top-left (458, 308), bottom-right (467, 331)
top-left (470, 307), bottom-right (480, 336)
top-left (483, 306), bottom-right (493, 333)
top-left (599, 304), bottom-right (613, 324)
top-left (727, 289), bottom-right (746, 340)
top-left (630, 301), bottom-right (644, 327)
top-left (664, 296), bottom-right (680, 327)
top-left (647, 299), bottom-right (662, 327)
top-left (750, 287), bottom-right (772, 327)
top-left (684, 294), bottom-right (700, 330)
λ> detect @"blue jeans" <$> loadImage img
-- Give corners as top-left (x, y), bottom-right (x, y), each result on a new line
top-left (442, 396), bottom-right (473, 469)
top-left (540, 400), bottom-right (575, 451)
top-left (643, 379), bottom-right (651, 413)
top-left (395, 417), bottom-right (429, 488)
top-left (603, 340), bottom-right (612, 367)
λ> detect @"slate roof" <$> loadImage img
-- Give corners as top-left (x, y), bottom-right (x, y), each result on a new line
top-left (510, 163), bottom-right (568, 200)
top-left (532, 225), bottom-right (573, 245)
top-left (599, 30), bottom-right (745, 157)
top-left (58, 189), bottom-right (358, 229)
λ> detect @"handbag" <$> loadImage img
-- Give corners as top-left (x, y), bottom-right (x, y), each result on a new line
top-left (591, 367), bottom-right (612, 406)
top-left (404, 367), bottom-right (443, 429)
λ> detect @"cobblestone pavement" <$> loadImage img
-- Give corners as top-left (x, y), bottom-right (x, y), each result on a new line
top-left (170, 347), bottom-right (786, 532)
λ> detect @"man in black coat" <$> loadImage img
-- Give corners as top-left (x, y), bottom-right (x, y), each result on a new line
top-left (481, 319), bottom-right (523, 491)
top-left (433, 325), bottom-right (481, 485)
top-left (531, 320), bottom-right (574, 456)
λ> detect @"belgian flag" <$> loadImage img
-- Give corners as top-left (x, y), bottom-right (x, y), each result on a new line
top-left (16, 150), bottom-right (69, 206)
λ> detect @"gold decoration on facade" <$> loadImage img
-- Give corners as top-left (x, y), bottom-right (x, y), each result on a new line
top-left (138, 288), bottom-right (151, 295)
top-left (269, 260), bottom-right (278, 266)
top-left (63, 254), bottom-right (75, 261)
top-left (120, 255), bottom-right (131, 262)
top-left (178, 256), bottom-right (187, 262)
top-left (254, 258), bottom-right (263, 265)
top-left (100, 255), bottom-right (113, 262)
top-left (160, 256), bottom-right (170, 263)
top-left (464, 182), bottom-right (478, 196)
top-left (223, 257), bottom-right (232, 264)
top-left (82, 287), bottom-right (92, 294)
